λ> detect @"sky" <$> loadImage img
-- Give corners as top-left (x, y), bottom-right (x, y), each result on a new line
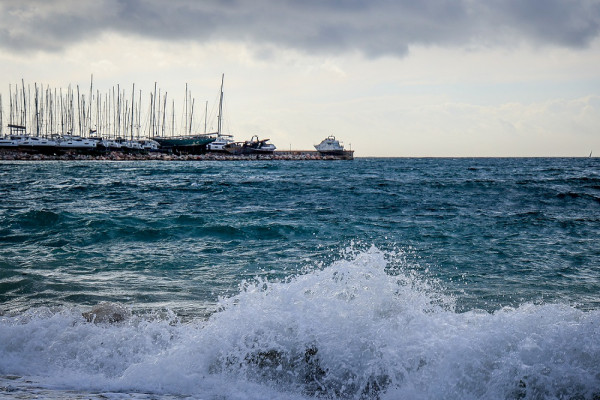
top-left (1, 0), bottom-right (599, 156)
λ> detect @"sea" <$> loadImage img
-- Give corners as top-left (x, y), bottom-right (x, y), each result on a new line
top-left (0, 157), bottom-right (599, 399)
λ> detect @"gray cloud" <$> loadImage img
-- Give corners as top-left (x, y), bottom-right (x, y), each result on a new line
top-left (1, 0), bottom-right (599, 57)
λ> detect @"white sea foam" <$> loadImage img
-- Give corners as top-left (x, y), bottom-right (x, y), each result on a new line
top-left (1, 246), bottom-right (599, 399)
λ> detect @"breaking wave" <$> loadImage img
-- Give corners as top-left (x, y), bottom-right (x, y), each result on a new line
top-left (1, 247), bottom-right (599, 399)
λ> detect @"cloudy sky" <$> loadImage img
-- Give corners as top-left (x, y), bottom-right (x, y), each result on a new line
top-left (1, 0), bottom-right (599, 156)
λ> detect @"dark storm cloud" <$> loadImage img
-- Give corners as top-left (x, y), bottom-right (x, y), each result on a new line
top-left (1, 0), bottom-right (599, 56)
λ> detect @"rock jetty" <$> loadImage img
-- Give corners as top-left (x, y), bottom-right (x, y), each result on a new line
top-left (0, 149), bottom-right (352, 161)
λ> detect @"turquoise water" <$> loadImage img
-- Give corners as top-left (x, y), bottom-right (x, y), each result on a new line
top-left (1, 158), bottom-right (599, 399)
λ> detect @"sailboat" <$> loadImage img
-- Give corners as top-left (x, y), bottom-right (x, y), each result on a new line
top-left (151, 77), bottom-right (223, 150)
top-left (151, 131), bottom-right (214, 149)
top-left (207, 74), bottom-right (235, 152)
top-left (0, 124), bottom-right (27, 148)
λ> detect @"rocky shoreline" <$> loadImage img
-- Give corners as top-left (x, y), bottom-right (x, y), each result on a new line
top-left (0, 149), bottom-right (352, 161)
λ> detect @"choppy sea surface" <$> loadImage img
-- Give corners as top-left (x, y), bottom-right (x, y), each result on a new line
top-left (0, 158), bottom-right (599, 399)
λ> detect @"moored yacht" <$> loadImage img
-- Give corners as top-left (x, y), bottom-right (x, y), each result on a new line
top-left (20, 136), bottom-right (58, 151)
top-left (314, 135), bottom-right (345, 155)
top-left (2, 124), bottom-right (29, 148)
top-left (118, 139), bottom-right (144, 152)
top-left (314, 135), bottom-right (354, 159)
top-left (57, 135), bottom-right (97, 150)
top-left (0, 138), bottom-right (19, 148)
top-left (207, 135), bottom-right (234, 152)
top-left (91, 137), bottom-right (122, 152)
top-left (1, 134), bottom-right (58, 152)
top-left (138, 139), bottom-right (160, 152)
top-left (0, 135), bottom-right (26, 148)
top-left (224, 135), bottom-right (276, 155)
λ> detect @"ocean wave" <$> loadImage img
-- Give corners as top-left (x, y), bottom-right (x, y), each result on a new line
top-left (15, 209), bottom-right (63, 229)
top-left (1, 247), bottom-right (598, 399)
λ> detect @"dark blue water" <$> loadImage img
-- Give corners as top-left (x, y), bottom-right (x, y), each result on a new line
top-left (1, 158), bottom-right (599, 399)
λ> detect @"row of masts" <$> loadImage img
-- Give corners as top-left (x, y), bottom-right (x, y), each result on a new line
top-left (0, 75), bottom-right (225, 140)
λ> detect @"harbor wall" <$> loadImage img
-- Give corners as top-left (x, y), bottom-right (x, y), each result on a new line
top-left (0, 149), bottom-right (354, 161)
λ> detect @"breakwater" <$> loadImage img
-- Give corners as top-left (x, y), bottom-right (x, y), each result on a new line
top-left (0, 149), bottom-right (353, 161)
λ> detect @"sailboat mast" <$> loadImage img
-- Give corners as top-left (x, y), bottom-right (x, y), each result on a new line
top-left (116, 85), bottom-right (121, 138)
top-left (217, 73), bottom-right (224, 136)
top-left (8, 84), bottom-right (12, 131)
top-left (89, 74), bottom-right (93, 135)
top-left (152, 82), bottom-right (157, 137)
top-left (96, 89), bottom-right (100, 137)
top-left (112, 86), bottom-right (116, 138)
top-left (138, 89), bottom-right (142, 139)
top-left (130, 84), bottom-right (134, 140)
top-left (21, 79), bottom-right (26, 130)
top-left (162, 92), bottom-right (167, 137)
top-left (157, 89), bottom-right (161, 138)
top-left (34, 83), bottom-right (39, 136)
top-left (189, 98), bottom-right (194, 135)
top-left (76, 85), bottom-right (82, 136)
top-left (59, 88), bottom-right (63, 135)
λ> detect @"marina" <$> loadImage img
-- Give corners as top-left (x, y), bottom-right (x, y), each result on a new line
top-left (0, 76), bottom-right (353, 160)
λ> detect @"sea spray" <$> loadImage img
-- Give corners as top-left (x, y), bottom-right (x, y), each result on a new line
top-left (203, 246), bottom-right (454, 397)
top-left (1, 247), bottom-right (600, 398)
top-left (0, 307), bottom-right (179, 384)
top-left (197, 247), bottom-right (600, 399)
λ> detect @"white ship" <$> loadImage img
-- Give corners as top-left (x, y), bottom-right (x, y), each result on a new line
top-left (207, 135), bottom-right (234, 152)
top-left (314, 135), bottom-right (353, 158)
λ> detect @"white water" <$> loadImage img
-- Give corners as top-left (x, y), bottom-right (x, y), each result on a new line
top-left (1, 247), bottom-right (599, 399)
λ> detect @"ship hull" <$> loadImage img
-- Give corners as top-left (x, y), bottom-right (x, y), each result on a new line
top-left (318, 150), bottom-right (354, 160)
top-left (152, 136), bottom-right (215, 148)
